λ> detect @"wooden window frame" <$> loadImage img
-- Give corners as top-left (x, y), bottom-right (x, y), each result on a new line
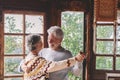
top-left (0, 10), bottom-right (46, 80)
top-left (94, 21), bottom-right (120, 72)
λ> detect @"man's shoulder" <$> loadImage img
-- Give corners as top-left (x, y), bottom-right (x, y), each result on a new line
top-left (63, 48), bottom-right (71, 54)
top-left (62, 49), bottom-right (73, 57)
top-left (38, 48), bottom-right (50, 55)
top-left (41, 48), bottom-right (49, 51)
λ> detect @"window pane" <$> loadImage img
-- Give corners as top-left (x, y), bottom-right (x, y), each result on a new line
top-left (96, 41), bottom-right (114, 54)
top-left (4, 78), bottom-right (22, 80)
top-left (4, 57), bottom-right (23, 75)
top-left (3, 12), bottom-right (45, 80)
top-left (116, 26), bottom-right (120, 39)
top-left (96, 25), bottom-right (114, 39)
top-left (25, 15), bottom-right (44, 34)
top-left (96, 56), bottom-right (113, 70)
top-left (4, 14), bottom-right (23, 33)
top-left (61, 11), bottom-right (84, 80)
top-left (116, 57), bottom-right (120, 70)
top-left (4, 35), bottom-right (23, 54)
top-left (116, 41), bottom-right (120, 54)
top-left (61, 11), bottom-right (84, 55)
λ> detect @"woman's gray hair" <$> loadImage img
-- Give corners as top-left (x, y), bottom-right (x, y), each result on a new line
top-left (27, 34), bottom-right (41, 51)
top-left (47, 26), bottom-right (64, 39)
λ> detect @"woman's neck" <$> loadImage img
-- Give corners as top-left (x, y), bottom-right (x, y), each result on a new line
top-left (31, 50), bottom-right (38, 56)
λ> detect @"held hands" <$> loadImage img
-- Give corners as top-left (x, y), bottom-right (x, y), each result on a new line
top-left (75, 51), bottom-right (86, 62)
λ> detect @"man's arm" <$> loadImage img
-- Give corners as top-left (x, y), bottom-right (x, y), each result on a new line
top-left (70, 52), bottom-right (85, 77)
top-left (71, 61), bottom-right (83, 76)
top-left (18, 59), bottom-right (25, 72)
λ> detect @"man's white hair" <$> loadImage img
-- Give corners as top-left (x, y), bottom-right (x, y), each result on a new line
top-left (47, 26), bottom-right (64, 39)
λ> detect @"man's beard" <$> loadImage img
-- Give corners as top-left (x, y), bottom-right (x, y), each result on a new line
top-left (48, 43), bottom-right (60, 50)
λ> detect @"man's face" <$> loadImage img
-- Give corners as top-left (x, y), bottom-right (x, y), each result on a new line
top-left (48, 33), bottom-right (62, 50)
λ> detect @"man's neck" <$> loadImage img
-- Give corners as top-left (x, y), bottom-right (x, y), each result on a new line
top-left (53, 46), bottom-right (63, 51)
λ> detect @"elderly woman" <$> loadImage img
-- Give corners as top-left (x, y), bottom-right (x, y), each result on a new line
top-left (21, 34), bottom-right (85, 80)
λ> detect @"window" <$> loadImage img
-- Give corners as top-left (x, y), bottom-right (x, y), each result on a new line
top-left (61, 11), bottom-right (84, 80)
top-left (2, 11), bottom-right (45, 80)
top-left (94, 11), bottom-right (120, 71)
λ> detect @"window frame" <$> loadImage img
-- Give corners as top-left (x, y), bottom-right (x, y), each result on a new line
top-left (1, 10), bottom-right (46, 80)
top-left (93, 21), bottom-right (120, 72)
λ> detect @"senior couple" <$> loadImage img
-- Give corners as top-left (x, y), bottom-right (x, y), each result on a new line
top-left (18, 26), bottom-right (86, 80)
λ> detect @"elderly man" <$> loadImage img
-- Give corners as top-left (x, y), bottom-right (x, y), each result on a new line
top-left (18, 26), bottom-right (83, 80)
top-left (38, 26), bottom-right (83, 80)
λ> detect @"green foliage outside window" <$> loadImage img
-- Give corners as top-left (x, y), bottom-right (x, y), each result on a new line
top-left (96, 57), bottom-right (113, 70)
top-left (4, 13), bottom-right (44, 80)
top-left (61, 11), bottom-right (84, 80)
top-left (95, 24), bottom-right (120, 70)
top-left (4, 16), bottom-right (23, 76)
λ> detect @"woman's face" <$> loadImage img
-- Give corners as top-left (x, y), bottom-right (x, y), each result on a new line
top-left (33, 41), bottom-right (43, 55)
top-left (36, 41), bottom-right (43, 51)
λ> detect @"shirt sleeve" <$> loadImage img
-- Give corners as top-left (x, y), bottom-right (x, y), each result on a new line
top-left (17, 59), bottom-right (25, 72)
top-left (71, 61), bottom-right (83, 77)
top-left (68, 51), bottom-right (83, 77)
top-left (17, 53), bottom-right (34, 73)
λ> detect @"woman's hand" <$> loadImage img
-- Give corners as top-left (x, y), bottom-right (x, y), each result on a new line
top-left (75, 52), bottom-right (86, 62)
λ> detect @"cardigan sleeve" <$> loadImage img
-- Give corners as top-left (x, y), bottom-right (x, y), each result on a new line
top-left (45, 57), bottom-right (76, 73)
top-left (24, 55), bottom-right (84, 80)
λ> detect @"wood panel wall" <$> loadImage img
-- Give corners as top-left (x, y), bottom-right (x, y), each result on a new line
top-left (0, 0), bottom-right (93, 80)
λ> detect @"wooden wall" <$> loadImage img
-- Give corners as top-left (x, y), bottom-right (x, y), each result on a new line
top-left (0, 0), bottom-right (94, 80)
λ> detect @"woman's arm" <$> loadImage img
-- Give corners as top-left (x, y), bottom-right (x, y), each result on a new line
top-left (25, 53), bottom-right (85, 74)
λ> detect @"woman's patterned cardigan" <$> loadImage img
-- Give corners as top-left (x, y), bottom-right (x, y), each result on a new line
top-left (24, 53), bottom-right (79, 80)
